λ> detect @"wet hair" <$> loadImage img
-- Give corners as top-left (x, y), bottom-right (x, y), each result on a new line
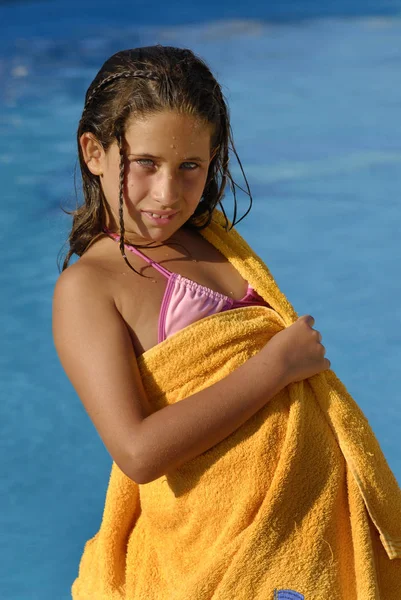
top-left (60, 45), bottom-right (252, 272)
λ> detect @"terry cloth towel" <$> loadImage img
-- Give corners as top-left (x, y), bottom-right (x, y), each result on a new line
top-left (71, 210), bottom-right (401, 600)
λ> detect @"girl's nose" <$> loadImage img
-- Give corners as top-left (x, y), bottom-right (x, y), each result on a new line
top-left (151, 172), bottom-right (180, 206)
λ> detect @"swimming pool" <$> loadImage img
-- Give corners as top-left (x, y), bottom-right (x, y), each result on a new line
top-left (2, 1), bottom-right (401, 598)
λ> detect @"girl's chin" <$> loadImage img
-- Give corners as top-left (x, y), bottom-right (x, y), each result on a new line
top-left (121, 216), bottom-right (184, 244)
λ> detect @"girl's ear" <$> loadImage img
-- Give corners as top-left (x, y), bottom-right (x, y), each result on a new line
top-left (80, 132), bottom-right (105, 176)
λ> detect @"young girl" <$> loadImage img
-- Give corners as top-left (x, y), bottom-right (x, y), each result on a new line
top-left (53, 45), bottom-right (401, 600)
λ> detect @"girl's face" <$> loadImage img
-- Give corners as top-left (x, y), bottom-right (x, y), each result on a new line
top-left (88, 110), bottom-right (214, 244)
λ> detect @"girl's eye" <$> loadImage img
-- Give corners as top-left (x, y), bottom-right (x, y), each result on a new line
top-left (133, 159), bottom-right (198, 170)
top-left (181, 162), bottom-right (198, 170)
top-left (136, 159), bottom-right (155, 167)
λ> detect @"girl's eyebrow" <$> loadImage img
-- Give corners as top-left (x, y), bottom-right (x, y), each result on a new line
top-left (128, 153), bottom-right (208, 163)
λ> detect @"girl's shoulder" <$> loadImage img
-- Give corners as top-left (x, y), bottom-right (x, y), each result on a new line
top-left (53, 238), bottom-right (121, 313)
top-left (52, 264), bottom-right (113, 346)
top-left (53, 235), bottom-right (150, 341)
top-left (54, 258), bottom-right (106, 299)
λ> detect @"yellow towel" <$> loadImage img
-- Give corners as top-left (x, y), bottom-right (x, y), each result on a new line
top-left (72, 210), bottom-right (401, 599)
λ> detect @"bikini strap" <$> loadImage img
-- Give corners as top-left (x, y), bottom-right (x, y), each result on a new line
top-left (104, 229), bottom-right (171, 279)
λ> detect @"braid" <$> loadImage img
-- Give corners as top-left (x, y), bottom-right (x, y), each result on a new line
top-left (115, 134), bottom-right (141, 275)
top-left (83, 70), bottom-right (158, 115)
top-left (83, 68), bottom-right (158, 274)
top-left (117, 136), bottom-right (126, 257)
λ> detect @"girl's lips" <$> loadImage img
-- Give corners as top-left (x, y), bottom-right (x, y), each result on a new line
top-left (142, 211), bottom-right (179, 225)
top-left (142, 210), bottom-right (178, 217)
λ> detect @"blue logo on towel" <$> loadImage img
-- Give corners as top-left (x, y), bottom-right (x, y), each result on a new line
top-left (274, 590), bottom-right (304, 600)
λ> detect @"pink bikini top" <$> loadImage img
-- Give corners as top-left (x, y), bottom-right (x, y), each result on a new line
top-left (106, 231), bottom-right (270, 343)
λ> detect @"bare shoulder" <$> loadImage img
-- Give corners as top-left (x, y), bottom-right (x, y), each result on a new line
top-left (52, 256), bottom-right (151, 484)
top-left (53, 254), bottom-right (112, 303)
top-left (52, 255), bottom-right (124, 364)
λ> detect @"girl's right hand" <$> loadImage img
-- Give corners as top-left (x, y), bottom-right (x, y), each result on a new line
top-left (266, 315), bottom-right (331, 385)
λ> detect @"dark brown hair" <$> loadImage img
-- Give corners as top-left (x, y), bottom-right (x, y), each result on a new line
top-left (60, 45), bottom-right (252, 272)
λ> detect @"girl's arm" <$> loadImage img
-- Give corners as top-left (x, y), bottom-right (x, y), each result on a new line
top-left (53, 264), bottom-right (327, 485)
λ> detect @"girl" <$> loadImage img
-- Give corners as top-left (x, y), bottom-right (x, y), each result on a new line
top-left (53, 45), bottom-right (400, 599)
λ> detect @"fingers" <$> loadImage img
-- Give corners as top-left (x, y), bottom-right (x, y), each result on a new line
top-left (319, 343), bottom-right (331, 370)
top-left (316, 332), bottom-right (325, 353)
top-left (303, 315), bottom-right (322, 342)
top-left (311, 328), bottom-right (322, 342)
top-left (319, 342), bottom-right (331, 370)
top-left (300, 314), bottom-right (331, 370)
top-left (303, 314), bottom-right (315, 327)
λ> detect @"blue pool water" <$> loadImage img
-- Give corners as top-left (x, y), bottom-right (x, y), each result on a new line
top-left (1, 1), bottom-right (401, 598)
